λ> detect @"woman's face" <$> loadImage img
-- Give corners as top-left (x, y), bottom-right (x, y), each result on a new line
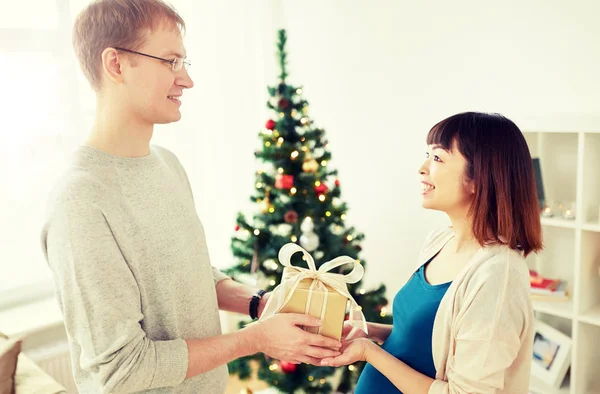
top-left (418, 138), bottom-right (475, 217)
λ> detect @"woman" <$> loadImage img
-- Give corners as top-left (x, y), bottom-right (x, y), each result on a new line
top-left (321, 112), bottom-right (543, 394)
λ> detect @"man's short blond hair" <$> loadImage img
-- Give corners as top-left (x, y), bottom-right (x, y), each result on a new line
top-left (73, 0), bottom-right (185, 91)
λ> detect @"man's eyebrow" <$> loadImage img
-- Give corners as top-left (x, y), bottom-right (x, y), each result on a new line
top-left (162, 51), bottom-right (185, 58)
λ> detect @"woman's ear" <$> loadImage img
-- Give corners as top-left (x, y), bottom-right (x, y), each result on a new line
top-left (464, 178), bottom-right (476, 195)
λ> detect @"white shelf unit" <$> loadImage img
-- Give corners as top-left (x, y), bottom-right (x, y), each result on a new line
top-left (523, 130), bottom-right (600, 394)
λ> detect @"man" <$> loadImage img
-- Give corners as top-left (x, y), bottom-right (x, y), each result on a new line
top-left (40, 1), bottom-right (341, 393)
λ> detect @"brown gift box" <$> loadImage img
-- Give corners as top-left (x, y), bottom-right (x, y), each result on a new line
top-left (279, 277), bottom-right (348, 341)
top-left (258, 243), bottom-right (367, 347)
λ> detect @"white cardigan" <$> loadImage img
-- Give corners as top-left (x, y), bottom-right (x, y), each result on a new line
top-left (418, 227), bottom-right (534, 394)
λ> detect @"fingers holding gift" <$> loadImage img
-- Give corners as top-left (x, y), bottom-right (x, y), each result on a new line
top-left (302, 332), bottom-right (343, 351)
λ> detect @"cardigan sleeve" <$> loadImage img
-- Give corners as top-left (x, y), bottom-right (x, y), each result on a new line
top-left (428, 251), bottom-right (531, 394)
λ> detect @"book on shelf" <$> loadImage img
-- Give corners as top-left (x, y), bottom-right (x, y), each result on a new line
top-left (529, 270), bottom-right (570, 302)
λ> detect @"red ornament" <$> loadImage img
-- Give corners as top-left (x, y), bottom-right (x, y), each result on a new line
top-left (278, 98), bottom-right (290, 109)
top-left (284, 210), bottom-right (299, 223)
top-left (265, 119), bottom-right (276, 130)
top-left (335, 179), bottom-right (341, 187)
top-left (275, 174), bottom-right (294, 189)
top-left (235, 225), bottom-right (240, 231)
top-left (314, 183), bottom-right (329, 195)
top-left (280, 360), bottom-right (297, 373)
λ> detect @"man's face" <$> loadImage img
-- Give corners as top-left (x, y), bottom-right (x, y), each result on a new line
top-left (118, 24), bottom-right (194, 125)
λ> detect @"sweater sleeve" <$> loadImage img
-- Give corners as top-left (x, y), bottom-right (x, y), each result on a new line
top-left (428, 251), bottom-right (530, 394)
top-left (42, 197), bottom-right (189, 394)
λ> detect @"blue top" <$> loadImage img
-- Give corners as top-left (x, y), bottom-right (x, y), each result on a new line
top-left (354, 262), bottom-right (451, 394)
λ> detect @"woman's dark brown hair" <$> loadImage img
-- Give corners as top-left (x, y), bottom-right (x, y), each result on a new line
top-left (427, 112), bottom-right (543, 256)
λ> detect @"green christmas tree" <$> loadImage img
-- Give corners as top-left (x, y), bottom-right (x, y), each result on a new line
top-left (225, 29), bottom-right (392, 393)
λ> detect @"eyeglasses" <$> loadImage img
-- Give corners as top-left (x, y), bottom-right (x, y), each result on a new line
top-left (114, 47), bottom-right (191, 72)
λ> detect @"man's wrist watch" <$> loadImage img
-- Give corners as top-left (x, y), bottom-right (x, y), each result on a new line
top-left (249, 289), bottom-right (267, 320)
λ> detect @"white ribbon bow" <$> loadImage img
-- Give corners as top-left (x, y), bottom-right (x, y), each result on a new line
top-left (258, 243), bottom-right (368, 336)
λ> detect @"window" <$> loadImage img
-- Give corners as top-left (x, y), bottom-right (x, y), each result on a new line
top-left (0, 0), bottom-right (90, 308)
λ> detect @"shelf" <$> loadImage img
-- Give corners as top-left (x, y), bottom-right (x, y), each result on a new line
top-left (532, 299), bottom-right (574, 319)
top-left (582, 222), bottom-right (600, 232)
top-left (540, 217), bottom-right (577, 229)
top-left (579, 304), bottom-right (600, 327)
top-left (529, 375), bottom-right (570, 394)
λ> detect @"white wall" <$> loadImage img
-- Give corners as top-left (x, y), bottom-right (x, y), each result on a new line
top-left (172, 0), bottom-right (600, 298)
top-left (3, 0), bottom-right (600, 305)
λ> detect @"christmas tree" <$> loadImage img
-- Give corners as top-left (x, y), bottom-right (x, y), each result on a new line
top-left (226, 29), bottom-right (392, 393)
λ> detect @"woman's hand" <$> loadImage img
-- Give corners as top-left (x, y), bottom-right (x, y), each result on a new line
top-left (341, 321), bottom-right (368, 341)
top-left (319, 338), bottom-right (372, 367)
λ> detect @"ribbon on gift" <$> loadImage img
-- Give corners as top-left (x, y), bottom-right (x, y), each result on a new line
top-left (258, 243), bottom-right (368, 336)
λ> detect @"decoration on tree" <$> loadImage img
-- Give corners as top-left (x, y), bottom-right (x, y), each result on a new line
top-left (302, 158), bottom-right (319, 173)
top-left (284, 210), bottom-right (298, 223)
top-left (280, 360), bottom-right (297, 374)
top-left (259, 189), bottom-right (273, 214)
top-left (227, 29), bottom-right (391, 394)
top-left (332, 197), bottom-right (342, 208)
top-left (239, 388), bottom-right (253, 394)
top-left (270, 223), bottom-right (293, 237)
top-left (275, 174), bottom-right (294, 189)
top-left (335, 179), bottom-right (341, 187)
top-left (314, 182), bottom-right (329, 195)
top-left (278, 98), bottom-right (290, 109)
top-left (299, 217), bottom-right (320, 252)
top-left (258, 198), bottom-right (271, 214)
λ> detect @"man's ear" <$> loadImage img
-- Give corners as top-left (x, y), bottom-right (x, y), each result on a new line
top-left (100, 47), bottom-right (124, 85)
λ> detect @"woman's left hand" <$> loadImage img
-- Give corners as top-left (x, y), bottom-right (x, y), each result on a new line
top-left (320, 338), bottom-right (371, 367)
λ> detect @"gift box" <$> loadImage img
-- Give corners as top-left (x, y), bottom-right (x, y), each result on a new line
top-left (279, 276), bottom-right (348, 340)
top-left (259, 243), bottom-right (368, 343)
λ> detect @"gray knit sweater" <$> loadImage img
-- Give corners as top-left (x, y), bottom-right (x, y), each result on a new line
top-left (41, 145), bottom-right (230, 393)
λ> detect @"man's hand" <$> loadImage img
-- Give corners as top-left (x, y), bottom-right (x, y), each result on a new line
top-left (249, 313), bottom-right (342, 365)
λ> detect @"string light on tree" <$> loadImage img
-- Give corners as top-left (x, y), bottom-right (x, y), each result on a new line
top-left (263, 259), bottom-right (279, 271)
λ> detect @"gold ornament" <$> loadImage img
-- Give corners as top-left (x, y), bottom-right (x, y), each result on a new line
top-left (302, 158), bottom-right (319, 173)
top-left (259, 188), bottom-right (273, 213)
top-left (239, 388), bottom-right (254, 394)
